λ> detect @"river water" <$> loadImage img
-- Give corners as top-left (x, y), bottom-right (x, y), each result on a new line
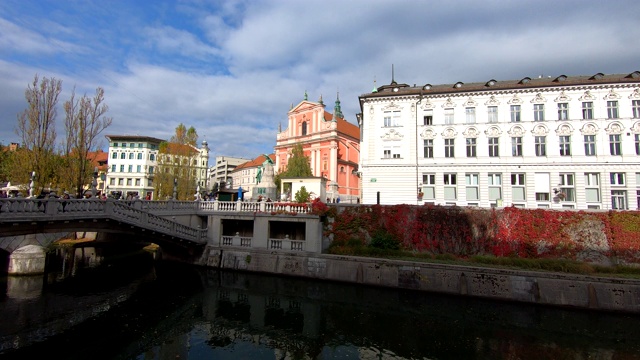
top-left (1, 249), bottom-right (640, 360)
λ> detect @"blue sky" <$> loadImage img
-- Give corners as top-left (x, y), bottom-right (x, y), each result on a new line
top-left (2, 0), bottom-right (640, 159)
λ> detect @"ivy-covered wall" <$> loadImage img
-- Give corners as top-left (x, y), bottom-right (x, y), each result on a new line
top-left (324, 205), bottom-right (640, 265)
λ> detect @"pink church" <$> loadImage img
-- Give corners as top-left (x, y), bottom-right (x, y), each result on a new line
top-left (275, 93), bottom-right (360, 203)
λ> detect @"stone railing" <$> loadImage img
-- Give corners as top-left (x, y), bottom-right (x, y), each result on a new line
top-left (0, 198), bottom-right (207, 244)
top-left (269, 236), bottom-right (305, 251)
top-left (221, 233), bottom-right (253, 247)
top-left (198, 200), bottom-right (312, 214)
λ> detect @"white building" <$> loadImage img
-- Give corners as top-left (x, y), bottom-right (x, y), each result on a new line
top-left (209, 156), bottom-right (248, 189)
top-left (106, 135), bottom-right (209, 200)
top-left (358, 72), bottom-right (640, 210)
top-left (105, 135), bottom-right (164, 199)
top-left (230, 154), bottom-right (276, 199)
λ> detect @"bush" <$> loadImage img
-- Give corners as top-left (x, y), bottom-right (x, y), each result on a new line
top-left (294, 186), bottom-right (310, 203)
top-left (369, 230), bottom-right (400, 250)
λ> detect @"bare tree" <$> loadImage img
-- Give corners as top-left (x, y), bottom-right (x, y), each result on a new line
top-left (10, 75), bottom-right (62, 193)
top-left (63, 87), bottom-right (113, 198)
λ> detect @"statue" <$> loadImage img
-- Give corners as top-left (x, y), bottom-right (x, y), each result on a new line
top-left (256, 167), bottom-right (262, 184)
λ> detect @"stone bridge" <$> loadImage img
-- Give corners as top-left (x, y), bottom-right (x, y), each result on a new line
top-left (0, 198), bottom-right (322, 274)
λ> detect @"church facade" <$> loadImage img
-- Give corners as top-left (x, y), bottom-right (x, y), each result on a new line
top-left (275, 93), bottom-right (360, 203)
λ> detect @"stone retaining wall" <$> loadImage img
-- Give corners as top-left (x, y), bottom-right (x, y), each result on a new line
top-left (205, 247), bottom-right (640, 313)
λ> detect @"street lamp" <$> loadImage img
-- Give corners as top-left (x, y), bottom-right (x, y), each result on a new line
top-left (173, 178), bottom-right (177, 200)
top-left (91, 167), bottom-right (98, 198)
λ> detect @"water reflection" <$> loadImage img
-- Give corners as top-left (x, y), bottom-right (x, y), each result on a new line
top-left (1, 257), bottom-right (640, 359)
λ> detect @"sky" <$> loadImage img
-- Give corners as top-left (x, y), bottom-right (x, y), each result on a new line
top-left (1, 0), bottom-right (640, 160)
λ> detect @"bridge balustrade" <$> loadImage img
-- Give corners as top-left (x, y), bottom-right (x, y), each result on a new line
top-left (221, 234), bottom-right (252, 247)
top-left (269, 236), bottom-right (305, 251)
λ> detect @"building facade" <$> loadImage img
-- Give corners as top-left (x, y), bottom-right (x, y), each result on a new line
top-left (230, 154), bottom-right (276, 200)
top-left (105, 135), bottom-right (164, 199)
top-left (209, 156), bottom-right (248, 189)
top-left (358, 72), bottom-right (640, 210)
top-left (275, 93), bottom-right (360, 203)
top-left (106, 135), bottom-right (209, 200)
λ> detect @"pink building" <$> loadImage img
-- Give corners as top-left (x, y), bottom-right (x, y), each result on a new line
top-left (275, 93), bottom-right (360, 202)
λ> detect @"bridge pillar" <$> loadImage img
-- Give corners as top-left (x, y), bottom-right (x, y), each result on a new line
top-left (8, 244), bottom-right (47, 275)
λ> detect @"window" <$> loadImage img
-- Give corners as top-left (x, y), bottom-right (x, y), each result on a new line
top-left (443, 173), bottom-right (457, 200)
top-left (138, 143), bottom-right (143, 148)
top-left (511, 173), bottom-right (526, 201)
top-left (111, 164), bottom-right (116, 173)
top-left (137, 153), bottom-right (142, 160)
top-left (120, 153), bottom-right (126, 159)
top-left (128, 165), bottom-right (133, 172)
top-left (384, 147), bottom-right (400, 159)
top-left (512, 137), bottom-right (522, 156)
top-left (585, 173), bottom-right (600, 202)
top-left (113, 142), bottom-right (119, 147)
top-left (135, 178), bottom-right (141, 186)
top-left (610, 172), bottom-right (625, 185)
top-left (488, 173), bottom-right (502, 201)
top-left (559, 136), bottom-right (571, 156)
top-left (612, 190), bottom-right (627, 210)
top-left (423, 139), bottom-right (433, 158)
top-left (582, 102), bottom-right (593, 120)
top-left (136, 165), bottom-right (141, 173)
top-left (584, 135), bottom-right (596, 156)
top-left (558, 103), bottom-right (569, 120)
top-left (558, 173), bottom-right (575, 202)
top-left (126, 178), bottom-right (132, 186)
top-left (488, 106), bottom-right (498, 123)
top-left (111, 152), bottom-right (117, 159)
top-left (129, 143), bottom-right (135, 148)
top-left (609, 134), bottom-right (622, 155)
top-left (535, 136), bottom-right (546, 156)
top-left (465, 107), bottom-right (476, 124)
top-left (149, 166), bottom-right (154, 174)
top-left (607, 101), bottom-right (619, 119)
top-left (466, 138), bottom-right (476, 157)
top-left (445, 139), bottom-right (455, 158)
top-left (636, 134), bottom-right (640, 155)
top-left (534, 173), bottom-right (550, 202)
top-left (121, 143), bottom-right (126, 148)
top-left (510, 105), bottom-right (521, 122)
top-left (422, 174), bottom-right (435, 200)
top-left (384, 110), bottom-right (400, 127)
top-left (301, 122), bottom-right (307, 135)
top-left (444, 108), bottom-right (454, 124)
top-left (534, 104), bottom-right (545, 121)
top-left (423, 113), bottom-right (433, 125)
top-left (120, 165), bottom-right (125, 172)
top-left (109, 178), bottom-right (115, 185)
top-left (118, 178), bottom-right (123, 185)
top-left (465, 173), bottom-right (479, 200)
top-left (129, 153), bottom-right (134, 160)
top-left (488, 137), bottom-right (499, 157)
top-left (150, 154), bottom-right (155, 161)
top-left (633, 100), bottom-right (640, 118)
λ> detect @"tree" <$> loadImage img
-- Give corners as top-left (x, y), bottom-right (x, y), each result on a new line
top-left (10, 75), bottom-right (62, 193)
top-left (62, 87), bottom-right (113, 198)
top-left (155, 124), bottom-right (200, 200)
top-left (274, 143), bottom-right (312, 194)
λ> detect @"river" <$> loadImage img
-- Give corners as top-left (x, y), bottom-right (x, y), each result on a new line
top-left (1, 248), bottom-right (640, 359)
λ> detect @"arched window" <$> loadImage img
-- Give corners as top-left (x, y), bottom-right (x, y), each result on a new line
top-left (302, 121), bottom-right (308, 135)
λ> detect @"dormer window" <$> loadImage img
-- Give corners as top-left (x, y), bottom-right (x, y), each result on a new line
top-left (590, 72), bottom-right (604, 80)
top-left (485, 79), bottom-right (497, 87)
top-left (553, 75), bottom-right (567, 82)
top-left (518, 77), bottom-right (531, 84)
top-left (454, 82), bottom-right (463, 88)
top-left (423, 84), bottom-right (432, 90)
top-left (626, 71), bottom-right (640, 79)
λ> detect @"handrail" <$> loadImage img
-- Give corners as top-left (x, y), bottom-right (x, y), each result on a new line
top-left (0, 198), bottom-right (207, 244)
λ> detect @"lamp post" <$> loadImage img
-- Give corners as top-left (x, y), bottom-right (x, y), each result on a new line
top-left (29, 171), bottom-right (35, 198)
top-left (173, 178), bottom-right (177, 200)
top-left (91, 167), bottom-right (98, 198)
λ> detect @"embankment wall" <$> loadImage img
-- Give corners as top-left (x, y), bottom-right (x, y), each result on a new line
top-left (204, 247), bottom-right (640, 313)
